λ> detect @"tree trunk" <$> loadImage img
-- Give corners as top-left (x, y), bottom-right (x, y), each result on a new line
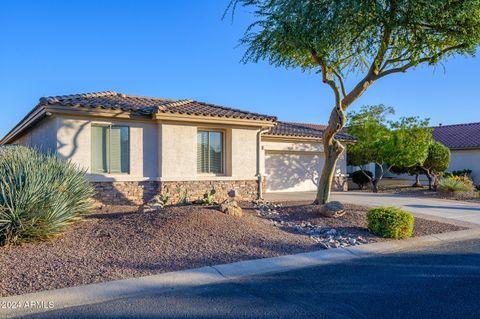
top-left (372, 179), bottom-right (379, 193)
top-left (412, 174), bottom-right (421, 187)
top-left (432, 175), bottom-right (438, 191)
top-left (315, 106), bottom-right (346, 205)
top-left (425, 171), bottom-right (433, 191)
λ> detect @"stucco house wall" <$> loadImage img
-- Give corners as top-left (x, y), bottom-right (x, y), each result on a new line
top-left (449, 149), bottom-right (480, 184)
top-left (12, 117), bottom-right (58, 152)
top-left (56, 116), bottom-right (160, 182)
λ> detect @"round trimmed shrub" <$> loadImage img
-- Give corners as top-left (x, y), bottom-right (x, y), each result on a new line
top-left (367, 207), bottom-right (414, 239)
top-left (351, 170), bottom-right (373, 190)
top-left (0, 146), bottom-right (94, 245)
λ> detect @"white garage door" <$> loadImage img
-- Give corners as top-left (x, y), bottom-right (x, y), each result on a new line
top-left (265, 152), bottom-right (324, 192)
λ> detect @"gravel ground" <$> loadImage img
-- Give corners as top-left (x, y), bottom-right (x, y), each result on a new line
top-left (0, 203), bottom-right (466, 297)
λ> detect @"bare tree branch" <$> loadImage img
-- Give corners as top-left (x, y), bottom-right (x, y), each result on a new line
top-left (332, 69), bottom-right (347, 98)
top-left (310, 49), bottom-right (341, 106)
top-left (342, 28), bottom-right (391, 109)
top-left (376, 44), bottom-right (466, 80)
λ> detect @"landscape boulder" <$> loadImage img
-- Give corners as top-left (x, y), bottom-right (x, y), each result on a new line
top-left (318, 201), bottom-right (346, 218)
top-left (219, 198), bottom-right (244, 217)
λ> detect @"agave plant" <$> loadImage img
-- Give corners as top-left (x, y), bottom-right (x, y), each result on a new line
top-left (438, 176), bottom-right (475, 194)
top-left (0, 146), bottom-right (93, 245)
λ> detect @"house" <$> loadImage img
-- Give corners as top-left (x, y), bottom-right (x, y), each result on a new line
top-left (0, 91), bottom-right (355, 205)
top-left (432, 122), bottom-right (480, 184)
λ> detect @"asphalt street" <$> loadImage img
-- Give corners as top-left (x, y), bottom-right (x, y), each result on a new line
top-left (18, 238), bottom-right (480, 319)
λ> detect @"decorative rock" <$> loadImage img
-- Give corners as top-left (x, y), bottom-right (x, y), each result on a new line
top-left (348, 238), bottom-right (357, 245)
top-left (326, 228), bottom-right (337, 236)
top-left (219, 198), bottom-right (244, 217)
top-left (318, 201), bottom-right (346, 218)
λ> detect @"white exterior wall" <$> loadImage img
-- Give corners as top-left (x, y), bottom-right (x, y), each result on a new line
top-left (56, 116), bottom-right (159, 182)
top-left (449, 149), bottom-right (480, 184)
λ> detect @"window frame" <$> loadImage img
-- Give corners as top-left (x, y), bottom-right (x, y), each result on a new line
top-left (91, 124), bottom-right (131, 175)
top-left (197, 129), bottom-right (225, 175)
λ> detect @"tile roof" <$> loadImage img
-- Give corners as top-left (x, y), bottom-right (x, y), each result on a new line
top-left (432, 122), bottom-right (480, 149)
top-left (266, 121), bottom-right (356, 141)
top-left (39, 91), bottom-right (277, 122)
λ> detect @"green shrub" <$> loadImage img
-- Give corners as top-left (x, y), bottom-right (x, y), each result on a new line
top-left (351, 170), bottom-right (373, 190)
top-left (438, 176), bottom-right (475, 193)
top-left (367, 207), bottom-right (414, 239)
top-left (0, 146), bottom-right (93, 246)
top-left (202, 189), bottom-right (216, 205)
top-left (176, 187), bottom-right (191, 206)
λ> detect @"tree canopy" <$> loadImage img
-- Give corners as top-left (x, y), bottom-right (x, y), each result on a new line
top-left (347, 105), bottom-right (432, 191)
top-left (228, 0), bottom-right (480, 108)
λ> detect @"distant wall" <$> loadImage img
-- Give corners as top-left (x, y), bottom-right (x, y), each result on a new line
top-left (449, 149), bottom-right (480, 184)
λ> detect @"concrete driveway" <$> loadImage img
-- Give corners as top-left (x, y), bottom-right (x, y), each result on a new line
top-left (265, 191), bottom-right (480, 226)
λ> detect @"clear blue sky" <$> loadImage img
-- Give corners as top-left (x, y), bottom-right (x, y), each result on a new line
top-left (1, 0), bottom-right (479, 138)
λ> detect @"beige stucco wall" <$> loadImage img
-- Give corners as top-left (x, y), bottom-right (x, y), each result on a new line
top-left (12, 117), bottom-right (58, 153)
top-left (449, 149), bottom-right (480, 184)
top-left (160, 122), bottom-right (258, 181)
top-left (56, 116), bottom-right (159, 182)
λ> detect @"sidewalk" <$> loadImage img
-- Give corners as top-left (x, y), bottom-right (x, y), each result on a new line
top-left (2, 228), bottom-right (480, 319)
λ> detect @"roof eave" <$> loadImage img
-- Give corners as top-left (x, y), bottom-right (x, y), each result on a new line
top-left (263, 133), bottom-right (356, 142)
top-left (0, 104), bottom-right (47, 145)
top-left (153, 112), bottom-right (276, 128)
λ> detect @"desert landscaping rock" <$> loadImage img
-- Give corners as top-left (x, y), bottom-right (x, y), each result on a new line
top-left (219, 198), bottom-right (244, 217)
top-left (318, 201), bottom-right (346, 218)
top-left (252, 201), bottom-right (466, 249)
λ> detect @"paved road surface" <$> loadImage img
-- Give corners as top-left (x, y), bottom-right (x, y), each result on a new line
top-left (19, 239), bottom-right (480, 319)
top-left (265, 191), bottom-right (480, 225)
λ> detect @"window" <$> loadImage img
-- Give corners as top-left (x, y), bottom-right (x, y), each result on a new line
top-left (91, 125), bottom-right (130, 174)
top-left (197, 130), bottom-right (224, 174)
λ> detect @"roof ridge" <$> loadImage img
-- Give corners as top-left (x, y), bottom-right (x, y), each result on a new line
top-left (39, 91), bottom-right (118, 104)
top-left (192, 100), bottom-right (277, 120)
top-left (116, 93), bottom-right (175, 102)
top-left (433, 122), bottom-right (480, 128)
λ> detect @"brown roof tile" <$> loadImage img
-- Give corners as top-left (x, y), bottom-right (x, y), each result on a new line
top-left (432, 122), bottom-right (480, 149)
top-left (266, 121), bottom-right (356, 141)
top-left (39, 91), bottom-right (277, 121)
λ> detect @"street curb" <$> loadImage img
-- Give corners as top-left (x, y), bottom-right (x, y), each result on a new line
top-left (2, 228), bottom-right (480, 318)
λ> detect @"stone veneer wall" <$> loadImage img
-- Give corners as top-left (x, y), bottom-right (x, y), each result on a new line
top-left (92, 180), bottom-right (259, 206)
top-left (92, 181), bottom-right (160, 206)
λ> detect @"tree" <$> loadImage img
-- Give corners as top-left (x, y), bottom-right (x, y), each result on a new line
top-left (347, 105), bottom-right (431, 192)
top-left (227, 0), bottom-right (480, 204)
top-left (420, 141), bottom-right (451, 190)
top-left (390, 165), bottom-right (424, 187)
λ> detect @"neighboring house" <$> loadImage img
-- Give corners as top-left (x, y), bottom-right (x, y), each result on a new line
top-left (351, 122), bottom-right (480, 185)
top-left (432, 122), bottom-right (480, 184)
top-left (0, 91), bottom-right (355, 205)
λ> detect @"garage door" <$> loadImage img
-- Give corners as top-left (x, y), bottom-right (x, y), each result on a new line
top-left (265, 152), bottom-right (324, 192)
